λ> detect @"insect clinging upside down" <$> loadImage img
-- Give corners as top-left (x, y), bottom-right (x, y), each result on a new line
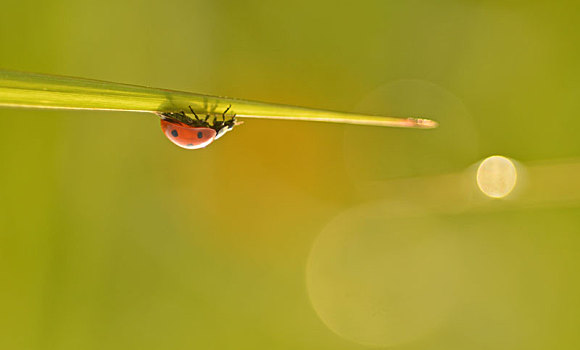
top-left (159, 105), bottom-right (240, 150)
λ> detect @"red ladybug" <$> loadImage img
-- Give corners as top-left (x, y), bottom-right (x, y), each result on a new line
top-left (161, 119), bottom-right (217, 149)
top-left (159, 106), bottom-right (238, 150)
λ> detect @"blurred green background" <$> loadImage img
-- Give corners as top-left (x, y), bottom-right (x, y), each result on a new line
top-left (1, 1), bottom-right (580, 349)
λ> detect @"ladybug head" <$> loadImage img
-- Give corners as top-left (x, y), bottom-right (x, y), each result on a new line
top-left (214, 117), bottom-right (243, 140)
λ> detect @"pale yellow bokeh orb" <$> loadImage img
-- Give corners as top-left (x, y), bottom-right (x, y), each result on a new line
top-left (476, 156), bottom-right (518, 198)
top-left (306, 203), bottom-right (459, 347)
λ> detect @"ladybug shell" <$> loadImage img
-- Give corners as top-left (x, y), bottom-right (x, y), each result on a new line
top-left (161, 119), bottom-right (217, 149)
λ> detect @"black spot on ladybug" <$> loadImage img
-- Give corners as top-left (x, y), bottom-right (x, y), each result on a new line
top-left (197, 131), bottom-right (203, 139)
top-left (171, 130), bottom-right (179, 137)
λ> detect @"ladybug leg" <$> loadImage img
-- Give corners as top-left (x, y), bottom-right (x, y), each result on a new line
top-left (214, 116), bottom-right (223, 128)
top-left (222, 105), bottom-right (232, 119)
top-left (188, 106), bottom-right (201, 121)
top-left (222, 105), bottom-right (235, 124)
top-left (179, 111), bottom-right (195, 125)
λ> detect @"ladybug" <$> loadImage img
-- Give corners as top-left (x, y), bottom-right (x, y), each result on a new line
top-left (159, 105), bottom-right (238, 149)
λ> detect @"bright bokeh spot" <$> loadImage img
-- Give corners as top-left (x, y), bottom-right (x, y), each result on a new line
top-left (476, 156), bottom-right (518, 198)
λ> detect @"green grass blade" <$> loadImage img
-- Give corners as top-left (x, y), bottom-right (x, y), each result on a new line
top-left (0, 70), bottom-right (437, 128)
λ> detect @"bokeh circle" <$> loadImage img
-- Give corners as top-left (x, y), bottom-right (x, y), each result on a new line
top-left (306, 202), bottom-right (459, 347)
top-left (476, 155), bottom-right (518, 198)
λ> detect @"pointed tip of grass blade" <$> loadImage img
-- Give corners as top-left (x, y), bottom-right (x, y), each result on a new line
top-left (351, 116), bottom-right (440, 129)
top-left (408, 117), bottom-right (439, 129)
top-left (376, 116), bottom-right (438, 129)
